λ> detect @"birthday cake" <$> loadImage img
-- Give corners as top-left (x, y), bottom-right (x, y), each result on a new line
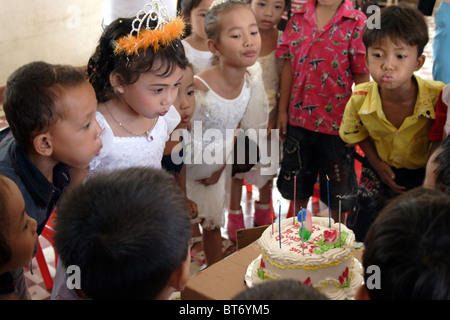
top-left (249, 212), bottom-right (363, 300)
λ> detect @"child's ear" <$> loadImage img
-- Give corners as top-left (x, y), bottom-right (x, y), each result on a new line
top-left (168, 253), bottom-right (191, 292)
top-left (181, 10), bottom-right (190, 23)
top-left (109, 72), bottom-right (125, 94)
top-left (207, 39), bottom-right (221, 57)
top-left (415, 54), bottom-right (426, 71)
top-left (33, 133), bottom-right (53, 157)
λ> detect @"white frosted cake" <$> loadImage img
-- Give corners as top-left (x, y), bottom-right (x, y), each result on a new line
top-left (249, 216), bottom-right (363, 300)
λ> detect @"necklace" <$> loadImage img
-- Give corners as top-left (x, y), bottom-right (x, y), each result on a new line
top-left (107, 106), bottom-right (155, 142)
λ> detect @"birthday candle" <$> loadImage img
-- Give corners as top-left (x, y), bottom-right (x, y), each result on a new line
top-left (338, 195), bottom-right (342, 246)
top-left (293, 174), bottom-right (297, 224)
top-left (297, 208), bottom-right (312, 241)
top-left (278, 200), bottom-right (281, 248)
top-left (326, 175), bottom-right (331, 227)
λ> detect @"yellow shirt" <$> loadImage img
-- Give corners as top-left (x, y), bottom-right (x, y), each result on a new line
top-left (339, 75), bottom-right (445, 169)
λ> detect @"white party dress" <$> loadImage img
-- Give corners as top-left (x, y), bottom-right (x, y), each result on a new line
top-left (185, 75), bottom-right (251, 229)
top-left (88, 105), bottom-right (180, 176)
top-left (182, 40), bottom-right (214, 75)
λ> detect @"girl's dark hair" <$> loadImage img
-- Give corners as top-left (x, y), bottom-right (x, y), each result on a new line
top-left (3, 61), bottom-right (86, 150)
top-left (87, 17), bottom-right (189, 103)
top-left (362, 5), bottom-right (429, 57)
top-left (0, 176), bottom-right (12, 269)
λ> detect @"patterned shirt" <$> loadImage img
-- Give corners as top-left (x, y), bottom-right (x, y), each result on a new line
top-left (276, 0), bottom-right (368, 135)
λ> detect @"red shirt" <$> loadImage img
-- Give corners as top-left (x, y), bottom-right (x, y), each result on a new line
top-left (428, 90), bottom-right (449, 141)
top-left (276, 0), bottom-right (368, 135)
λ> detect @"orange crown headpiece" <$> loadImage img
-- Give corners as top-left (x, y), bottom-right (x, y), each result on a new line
top-left (113, 1), bottom-right (185, 55)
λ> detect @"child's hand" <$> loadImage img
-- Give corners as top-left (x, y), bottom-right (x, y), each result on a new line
top-left (196, 166), bottom-right (225, 186)
top-left (374, 161), bottom-right (406, 194)
top-left (277, 111), bottom-right (288, 142)
top-left (186, 198), bottom-right (198, 219)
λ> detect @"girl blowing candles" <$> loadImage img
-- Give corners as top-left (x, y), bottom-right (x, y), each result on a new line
top-left (185, 0), bottom-right (263, 266)
top-left (86, 1), bottom-right (189, 176)
top-left (51, 1), bottom-right (191, 299)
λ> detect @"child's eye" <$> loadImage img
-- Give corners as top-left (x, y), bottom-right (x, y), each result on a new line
top-left (231, 34), bottom-right (241, 39)
top-left (83, 122), bottom-right (91, 129)
top-left (187, 89), bottom-right (195, 96)
top-left (373, 53), bottom-right (383, 58)
top-left (258, 3), bottom-right (266, 7)
top-left (397, 54), bottom-right (406, 59)
top-left (153, 88), bottom-right (163, 94)
top-left (251, 31), bottom-right (259, 36)
top-left (24, 219), bottom-right (29, 231)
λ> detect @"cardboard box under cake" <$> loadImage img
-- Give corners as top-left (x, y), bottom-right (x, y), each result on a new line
top-left (181, 226), bottom-right (363, 300)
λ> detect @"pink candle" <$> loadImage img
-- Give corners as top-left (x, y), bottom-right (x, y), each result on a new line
top-left (293, 175), bottom-right (297, 224)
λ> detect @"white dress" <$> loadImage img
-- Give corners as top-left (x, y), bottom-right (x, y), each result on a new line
top-left (182, 40), bottom-right (214, 75)
top-left (185, 75), bottom-right (251, 229)
top-left (88, 105), bottom-right (181, 176)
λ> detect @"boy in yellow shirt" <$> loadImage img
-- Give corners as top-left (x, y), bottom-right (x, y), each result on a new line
top-left (339, 6), bottom-right (445, 242)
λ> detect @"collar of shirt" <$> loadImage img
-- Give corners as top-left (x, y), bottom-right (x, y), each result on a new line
top-left (9, 137), bottom-right (71, 209)
top-left (359, 74), bottom-right (436, 122)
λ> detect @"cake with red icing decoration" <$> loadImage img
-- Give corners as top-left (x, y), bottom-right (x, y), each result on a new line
top-left (247, 214), bottom-right (363, 300)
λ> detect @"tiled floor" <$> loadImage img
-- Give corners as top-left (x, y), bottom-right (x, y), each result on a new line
top-left (0, 15), bottom-right (436, 300)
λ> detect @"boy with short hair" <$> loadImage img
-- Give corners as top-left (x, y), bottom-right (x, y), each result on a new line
top-left (0, 61), bottom-right (102, 299)
top-left (53, 167), bottom-right (192, 300)
top-left (339, 6), bottom-right (446, 242)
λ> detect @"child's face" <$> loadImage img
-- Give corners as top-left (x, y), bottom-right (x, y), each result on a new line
top-left (48, 82), bottom-right (103, 169)
top-left (173, 66), bottom-right (195, 128)
top-left (366, 37), bottom-right (425, 91)
top-left (118, 63), bottom-right (184, 119)
top-left (250, 0), bottom-right (285, 31)
top-left (189, 0), bottom-right (215, 40)
top-left (316, 0), bottom-right (344, 7)
top-left (214, 6), bottom-right (261, 67)
top-left (0, 177), bottom-right (38, 274)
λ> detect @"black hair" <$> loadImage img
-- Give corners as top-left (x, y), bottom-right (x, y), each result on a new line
top-left (87, 16), bottom-right (189, 103)
top-left (233, 279), bottom-right (329, 300)
top-left (363, 187), bottom-right (450, 300)
top-left (54, 167), bottom-right (192, 299)
top-left (362, 5), bottom-right (429, 57)
top-left (3, 61), bottom-right (86, 150)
